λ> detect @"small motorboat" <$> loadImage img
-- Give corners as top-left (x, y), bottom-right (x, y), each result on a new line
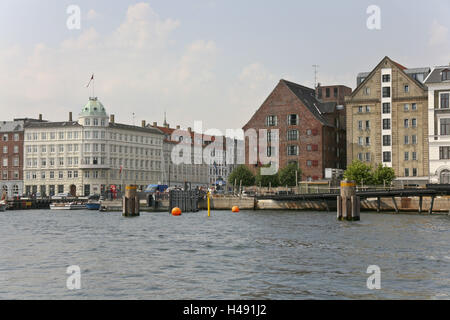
top-left (86, 202), bottom-right (101, 210)
top-left (50, 202), bottom-right (86, 210)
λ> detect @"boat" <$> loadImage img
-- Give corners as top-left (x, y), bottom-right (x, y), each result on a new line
top-left (50, 202), bottom-right (86, 210)
top-left (86, 202), bottom-right (101, 210)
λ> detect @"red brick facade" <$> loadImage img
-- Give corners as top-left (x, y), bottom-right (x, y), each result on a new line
top-left (243, 80), bottom-right (351, 181)
top-left (0, 131), bottom-right (23, 181)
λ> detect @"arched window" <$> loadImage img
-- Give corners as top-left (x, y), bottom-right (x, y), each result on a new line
top-left (12, 185), bottom-right (19, 195)
top-left (440, 169), bottom-right (450, 184)
top-left (2, 185), bottom-right (8, 196)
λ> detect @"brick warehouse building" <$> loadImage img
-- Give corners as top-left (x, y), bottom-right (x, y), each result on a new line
top-left (242, 79), bottom-right (351, 181)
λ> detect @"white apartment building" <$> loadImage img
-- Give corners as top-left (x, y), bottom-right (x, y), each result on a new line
top-left (425, 66), bottom-right (450, 183)
top-left (23, 97), bottom-right (164, 196)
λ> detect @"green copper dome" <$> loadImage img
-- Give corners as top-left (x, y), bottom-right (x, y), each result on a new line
top-left (79, 97), bottom-right (107, 116)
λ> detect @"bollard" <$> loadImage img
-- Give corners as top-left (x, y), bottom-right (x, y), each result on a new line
top-left (337, 180), bottom-right (360, 221)
top-left (123, 185), bottom-right (140, 217)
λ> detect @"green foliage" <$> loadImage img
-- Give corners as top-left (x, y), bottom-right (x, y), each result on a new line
top-left (279, 163), bottom-right (301, 187)
top-left (255, 164), bottom-right (280, 187)
top-left (344, 160), bottom-right (396, 185)
top-left (227, 165), bottom-right (255, 186)
top-left (343, 160), bottom-right (375, 185)
top-left (373, 164), bottom-right (396, 185)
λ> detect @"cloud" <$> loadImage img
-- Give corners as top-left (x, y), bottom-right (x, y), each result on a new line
top-left (0, 2), bottom-right (281, 132)
top-left (429, 20), bottom-right (448, 46)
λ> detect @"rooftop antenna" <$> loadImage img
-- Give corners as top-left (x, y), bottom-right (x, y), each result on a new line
top-left (163, 111), bottom-right (167, 126)
top-left (312, 65), bottom-right (319, 88)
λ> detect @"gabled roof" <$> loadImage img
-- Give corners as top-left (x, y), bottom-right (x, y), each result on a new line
top-left (424, 66), bottom-right (450, 84)
top-left (350, 56), bottom-right (428, 99)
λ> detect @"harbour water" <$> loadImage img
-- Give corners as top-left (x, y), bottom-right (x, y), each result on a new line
top-left (0, 209), bottom-right (449, 299)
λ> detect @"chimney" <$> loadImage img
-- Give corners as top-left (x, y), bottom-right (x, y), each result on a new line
top-left (110, 114), bottom-right (115, 124)
top-left (69, 112), bottom-right (73, 122)
top-left (141, 120), bottom-right (146, 127)
top-left (39, 114), bottom-right (42, 121)
top-left (176, 125), bottom-right (180, 129)
top-left (153, 122), bottom-right (157, 127)
top-left (164, 123), bottom-right (169, 128)
top-left (188, 127), bottom-right (192, 133)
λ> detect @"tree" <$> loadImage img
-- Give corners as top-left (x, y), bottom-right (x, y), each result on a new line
top-left (255, 164), bottom-right (280, 187)
top-left (373, 164), bottom-right (396, 185)
top-left (227, 165), bottom-right (255, 186)
top-left (343, 160), bottom-right (375, 185)
top-left (279, 163), bottom-right (301, 187)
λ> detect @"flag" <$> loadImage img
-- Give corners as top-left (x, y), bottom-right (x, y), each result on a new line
top-left (86, 74), bottom-right (94, 87)
top-left (119, 165), bottom-right (123, 174)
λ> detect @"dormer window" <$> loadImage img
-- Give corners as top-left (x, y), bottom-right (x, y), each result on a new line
top-left (442, 69), bottom-right (450, 81)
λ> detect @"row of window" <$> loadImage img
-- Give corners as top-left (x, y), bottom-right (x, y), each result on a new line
top-left (25, 131), bottom-right (162, 146)
top-left (318, 87), bottom-right (339, 99)
top-left (381, 135), bottom-right (418, 146)
top-left (25, 157), bottom-right (162, 170)
top-left (26, 131), bottom-right (80, 141)
top-left (83, 118), bottom-right (106, 126)
top-left (1, 171), bottom-right (20, 179)
top-left (358, 102), bottom-right (419, 114)
top-left (2, 158), bottom-right (20, 167)
top-left (381, 118), bottom-right (418, 130)
top-left (25, 169), bottom-right (155, 181)
top-left (1, 133), bottom-right (20, 142)
top-left (24, 143), bottom-right (162, 156)
top-left (404, 168), bottom-right (418, 177)
top-left (1, 184), bottom-right (19, 195)
top-left (266, 114), bottom-right (299, 127)
top-left (363, 84), bottom-right (410, 97)
top-left (2, 145), bottom-right (20, 154)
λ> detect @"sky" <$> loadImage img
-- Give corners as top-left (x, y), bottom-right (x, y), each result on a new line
top-left (0, 0), bottom-right (449, 132)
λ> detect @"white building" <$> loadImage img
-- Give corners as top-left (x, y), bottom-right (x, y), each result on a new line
top-left (425, 66), bottom-right (450, 183)
top-left (23, 97), bottom-right (164, 196)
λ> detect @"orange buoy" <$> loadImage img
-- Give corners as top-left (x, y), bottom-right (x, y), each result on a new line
top-left (232, 206), bottom-right (240, 213)
top-left (171, 207), bottom-right (182, 216)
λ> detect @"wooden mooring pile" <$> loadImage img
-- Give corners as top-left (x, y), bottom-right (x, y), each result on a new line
top-left (337, 180), bottom-right (360, 221)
